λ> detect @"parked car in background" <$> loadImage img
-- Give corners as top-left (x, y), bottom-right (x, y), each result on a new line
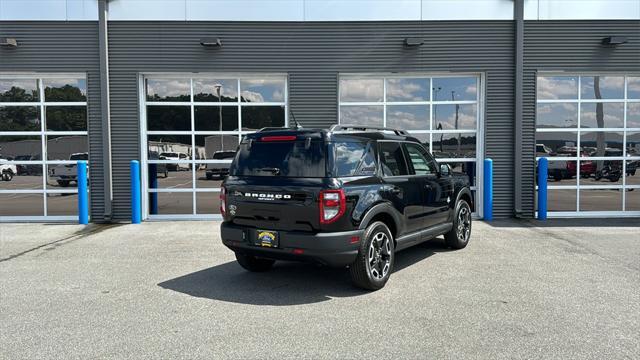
top-left (48, 152), bottom-right (88, 187)
top-left (206, 151), bottom-right (236, 180)
top-left (0, 160), bottom-right (17, 181)
top-left (536, 144), bottom-right (568, 181)
top-left (14, 155), bottom-right (43, 176)
top-left (148, 151), bottom-right (169, 178)
top-left (160, 152), bottom-right (190, 171)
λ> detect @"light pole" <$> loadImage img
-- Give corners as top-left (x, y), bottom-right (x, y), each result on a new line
top-left (452, 90), bottom-right (461, 155)
top-left (214, 83), bottom-right (223, 151)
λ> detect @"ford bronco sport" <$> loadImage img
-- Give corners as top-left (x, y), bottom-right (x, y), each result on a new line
top-left (220, 125), bottom-right (473, 290)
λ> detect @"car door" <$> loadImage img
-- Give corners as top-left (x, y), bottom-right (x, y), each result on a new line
top-left (378, 141), bottom-right (425, 235)
top-left (404, 142), bottom-right (453, 228)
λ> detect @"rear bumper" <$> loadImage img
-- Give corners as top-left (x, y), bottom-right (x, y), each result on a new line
top-left (220, 222), bottom-right (363, 267)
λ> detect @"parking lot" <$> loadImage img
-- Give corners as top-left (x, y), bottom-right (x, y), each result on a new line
top-left (1, 219), bottom-right (639, 359)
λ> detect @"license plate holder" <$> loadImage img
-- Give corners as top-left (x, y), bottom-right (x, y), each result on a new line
top-left (255, 229), bottom-right (279, 248)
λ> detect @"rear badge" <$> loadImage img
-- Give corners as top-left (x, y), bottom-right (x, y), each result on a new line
top-left (229, 204), bottom-right (237, 216)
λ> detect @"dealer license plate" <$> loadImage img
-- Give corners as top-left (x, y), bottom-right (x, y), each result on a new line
top-left (256, 230), bottom-right (279, 248)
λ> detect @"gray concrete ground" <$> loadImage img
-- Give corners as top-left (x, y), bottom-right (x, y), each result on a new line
top-left (1, 219), bottom-right (639, 359)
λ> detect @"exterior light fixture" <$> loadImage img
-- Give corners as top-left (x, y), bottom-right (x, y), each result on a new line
top-left (200, 38), bottom-right (222, 47)
top-left (601, 36), bottom-right (627, 46)
top-left (404, 38), bottom-right (424, 47)
top-left (0, 38), bottom-right (18, 48)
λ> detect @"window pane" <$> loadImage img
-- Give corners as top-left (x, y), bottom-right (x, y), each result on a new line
top-left (0, 135), bottom-right (42, 160)
top-left (340, 105), bottom-right (383, 127)
top-left (240, 79), bottom-right (286, 103)
top-left (627, 103), bottom-right (640, 128)
top-left (628, 132), bottom-right (640, 157)
top-left (626, 189), bottom-right (640, 211)
top-left (0, 164), bottom-right (42, 190)
top-left (150, 192), bottom-right (193, 215)
top-left (432, 133), bottom-right (476, 158)
top-left (541, 189), bottom-right (576, 212)
top-left (331, 141), bottom-right (377, 177)
top-left (581, 76), bottom-right (624, 100)
top-left (543, 160), bottom-right (576, 186)
top-left (46, 163), bottom-right (85, 188)
top-left (0, 194), bottom-right (43, 216)
top-left (147, 166), bottom-right (192, 189)
top-left (379, 142), bottom-right (408, 176)
top-left (537, 76), bottom-right (578, 100)
top-left (432, 77), bottom-right (477, 101)
top-left (409, 133), bottom-right (430, 149)
top-left (441, 161), bottom-right (476, 186)
top-left (241, 106), bottom-right (285, 130)
top-left (46, 135), bottom-right (88, 161)
top-left (628, 77), bottom-right (640, 99)
top-left (339, 78), bottom-right (383, 102)
top-left (146, 79), bottom-right (190, 102)
top-left (0, 79), bottom-right (39, 102)
top-left (386, 78), bottom-right (429, 102)
top-left (43, 78), bottom-right (87, 102)
top-left (405, 143), bottom-right (437, 175)
top-left (580, 159), bottom-right (623, 185)
top-left (193, 79), bottom-right (238, 102)
top-left (386, 105), bottom-right (429, 130)
top-left (147, 135), bottom-right (192, 162)
top-left (627, 158), bottom-right (640, 186)
top-left (196, 191), bottom-right (221, 215)
top-left (46, 193), bottom-right (78, 216)
top-left (45, 106), bottom-right (87, 131)
top-left (536, 103), bottom-right (578, 128)
top-left (579, 189), bottom-right (622, 211)
top-left (580, 102), bottom-right (623, 129)
top-left (196, 163), bottom-right (227, 188)
top-left (0, 106), bottom-right (40, 131)
top-left (580, 132), bottom-right (624, 157)
top-left (146, 105), bottom-right (191, 131)
top-left (535, 132), bottom-right (577, 155)
top-left (194, 106), bottom-right (238, 131)
top-left (433, 104), bottom-right (476, 130)
top-left (195, 135), bottom-right (239, 158)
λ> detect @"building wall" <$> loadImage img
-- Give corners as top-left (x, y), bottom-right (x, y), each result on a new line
top-left (521, 20), bottom-right (640, 217)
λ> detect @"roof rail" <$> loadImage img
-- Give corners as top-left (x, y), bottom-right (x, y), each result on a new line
top-left (258, 127), bottom-right (290, 132)
top-left (329, 124), bottom-right (410, 136)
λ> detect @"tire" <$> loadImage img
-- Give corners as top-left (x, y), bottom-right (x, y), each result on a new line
top-left (206, 173), bottom-right (213, 180)
top-left (235, 252), bottom-right (275, 272)
top-left (57, 180), bottom-right (70, 187)
top-left (444, 199), bottom-right (472, 250)
top-left (2, 171), bottom-right (12, 181)
top-left (610, 175), bottom-right (621, 183)
top-left (349, 221), bottom-right (395, 291)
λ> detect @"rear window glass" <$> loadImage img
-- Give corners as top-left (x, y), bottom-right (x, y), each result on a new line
top-left (331, 141), bottom-right (377, 177)
top-left (230, 140), bottom-right (326, 177)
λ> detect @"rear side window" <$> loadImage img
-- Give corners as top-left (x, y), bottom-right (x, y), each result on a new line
top-left (230, 140), bottom-right (325, 177)
top-left (379, 142), bottom-right (409, 176)
top-left (331, 141), bottom-right (377, 177)
top-left (405, 143), bottom-right (437, 175)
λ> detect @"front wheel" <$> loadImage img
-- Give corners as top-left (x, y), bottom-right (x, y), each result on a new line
top-left (349, 221), bottom-right (395, 291)
top-left (444, 199), bottom-right (472, 249)
top-left (1, 171), bottom-right (13, 181)
top-left (235, 253), bottom-right (275, 272)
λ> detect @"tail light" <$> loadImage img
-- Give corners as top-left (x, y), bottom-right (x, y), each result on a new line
top-left (319, 189), bottom-right (346, 224)
top-left (220, 186), bottom-right (226, 216)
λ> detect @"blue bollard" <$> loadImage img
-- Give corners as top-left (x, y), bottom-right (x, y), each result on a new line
top-left (130, 160), bottom-right (141, 224)
top-left (77, 161), bottom-right (89, 224)
top-left (483, 158), bottom-right (493, 221)
top-left (537, 157), bottom-right (548, 220)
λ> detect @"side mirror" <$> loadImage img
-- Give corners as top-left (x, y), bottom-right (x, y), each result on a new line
top-left (440, 164), bottom-right (451, 176)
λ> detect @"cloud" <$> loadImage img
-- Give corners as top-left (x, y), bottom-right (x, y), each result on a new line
top-left (537, 76), bottom-right (577, 100)
top-left (340, 79), bottom-right (383, 102)
top-left (386, 79), bottom-right (428, 101)
top-left (147, 79), bottom-right (190, 98)
top-left (340, 106), bottom-right (383, 126)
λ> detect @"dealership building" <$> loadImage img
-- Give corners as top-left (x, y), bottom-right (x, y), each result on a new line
top-left (0, 0), bottom-right (639, 222)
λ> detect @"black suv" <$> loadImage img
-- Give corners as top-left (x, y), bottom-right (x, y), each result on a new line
top-left (220, 125), bottom-right (473, 290)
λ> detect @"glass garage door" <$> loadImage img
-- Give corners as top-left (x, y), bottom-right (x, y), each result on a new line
top-left (141, 74), bottom-right (287, 219)
top-left (0, 75), bottom-right (89, 221)
top-left (536, 74), bottom-right (640, 216)
top-left (339, 74), bottom-right (483, 216)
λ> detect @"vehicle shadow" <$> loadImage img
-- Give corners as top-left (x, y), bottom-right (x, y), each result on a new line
top-left (158, 238), bottom-right (450, 306)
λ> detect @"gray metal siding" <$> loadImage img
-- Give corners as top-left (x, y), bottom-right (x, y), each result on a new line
top-left (0, 22), bottom-right (105, 220)
top-left (522, 21), bottom-right (640, 217)
top-left (107, 21), bottom-right (516, 220)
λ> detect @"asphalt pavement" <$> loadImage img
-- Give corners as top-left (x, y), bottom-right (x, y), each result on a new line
top-left (1, 219), bottom-right (639, 359)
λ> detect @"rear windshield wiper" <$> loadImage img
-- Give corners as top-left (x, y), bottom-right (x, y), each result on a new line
top-left (258, 167), bottom-right (281, 175)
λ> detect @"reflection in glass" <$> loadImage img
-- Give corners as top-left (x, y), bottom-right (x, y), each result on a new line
top-left (625, 189), bottom-right (640, 211)
top-left (240, 106), bottom-right (285, 130)
top-left (579, 189), bottom-right (622, 211)
top-left (340, 106), bottom-right (383, 127)
top-left (146, 105), bottom-right (191, 131)
top-left (0, 170), bottom-right (42, 190)
top-left (432, 77), bottom-right (477, 101)
top-left (535, 132), bottom-right (577, 154)
top-left (195, 163), bottom-right (226, 187)
top-left (196, 191), bottom-right (221, 214)
top-left (580, 159), bottom-right (623, 185)
top-left (542, 160), bottom-right (576, 185)
top-left (146, 166), bottom-right (192, 189)
top-left (195, 135), bottom-right (238, 159)
top-left (194, 106), bottom-right (238, 131)
top-left (537, 76), bottom-right (578, 100)
top-left (0, 79), bottom-right (39, 102)
top-left (240, 79), bottom-right (286, 103)
top-left (581, 76), bottom-right (624, 100)
top-left (628, 77), bottom-right (640, 99)
top-left (45, 106), bottom-right (87, 131)
top-left (442, 161), bottom-right (476, 186)
top-left (147, 135), bottom-right (192, 163)
top-left (146, 79), bottom-right (190, 102)
top-left (0, 106), bottom-right (40, 131)
top-left (408, 133), bottom-right (430, 149)
top-left (46, 135), bottom-right (88, 161)
top-left (0, 194), bottom-right (43, 216)
top-left (536, 103), bottom-right (577, 128)
top-left (43, 78), bottom-right (87, 102)
top-left (47, 193), bottom-right (78, 216)
top-left (627, 103), bottom-right (640, 128)
top-left (386, 78), bottom-right (429, 102)
top-left (46, 162), bottom-right (87, 188)
top-left (386, 105), bottom-right (428, 130)
top-left (433, 104), bottom-right (476, 130)
top-left (628, 132), bottom-right (640, 158)
top-left (542, 189), bottom-right (577, 212)
top-left (580, 132), bottom-right (624, 157)
top-left (151, 192), bottom-right (193, 215)
top-left (193, 79), bottom-right (238, 102)
top-left (0, 136), bottom-right (42, 160)
top-left (339, 79), bottom-right (383, 102)
top-left (432, 133), bottom-right (476, 159)
top-left (580, 102), bottom-right (623, 129)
